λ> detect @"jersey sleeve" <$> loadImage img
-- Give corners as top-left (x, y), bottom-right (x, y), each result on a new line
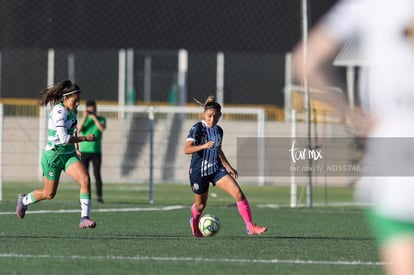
top-left (186, 122), bottom-right (199, 142)
top-left (186, 122), bottom-right (205, 146)
top-left (217, 126), bottom-right (223, 147)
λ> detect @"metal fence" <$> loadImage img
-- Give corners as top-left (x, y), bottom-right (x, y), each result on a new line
top-left (0, 104), bottom-right (267, 184)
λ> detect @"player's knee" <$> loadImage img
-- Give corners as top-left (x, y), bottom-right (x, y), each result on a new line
top-left (234, 190), bottom-right (245, 201)
top-left (79, 173), bottom-right (91, 186)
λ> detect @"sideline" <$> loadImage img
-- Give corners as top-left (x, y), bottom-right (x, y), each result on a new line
top-left (0, 253), bottom-right (386, 266)
top-left (0, 205), bottom-right (186, 215)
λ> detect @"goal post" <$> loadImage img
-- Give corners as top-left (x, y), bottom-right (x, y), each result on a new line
top-left (0, 102), bottom-right (266, 203)
top-left (21, 104), bottom-right (264, 203)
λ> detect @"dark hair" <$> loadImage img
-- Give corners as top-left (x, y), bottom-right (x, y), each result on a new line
top-left (203, 95), bottom-right (221, 113)
top-left (39, 80), bottom-right (81, 107)
top-left (86, 100), bottom-right (96, 107)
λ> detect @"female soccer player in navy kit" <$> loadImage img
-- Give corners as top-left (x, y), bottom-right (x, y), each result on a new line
top-left (185, 97), bottom-right (267, 237)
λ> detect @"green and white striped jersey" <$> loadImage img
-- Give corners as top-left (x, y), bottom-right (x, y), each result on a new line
top-left (45, 103), bottom-right (77, 153)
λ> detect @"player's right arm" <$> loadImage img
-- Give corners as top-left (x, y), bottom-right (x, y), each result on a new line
top-left (184, 140), bottom-right (214, 155)
top-left (53, 106), bottom-right (96, 144)
top-left (184, 123), bottom-right (214, 154)
top-left (69, 134), bottom-right (96, 143)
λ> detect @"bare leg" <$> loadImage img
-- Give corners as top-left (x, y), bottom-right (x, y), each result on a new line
top-left (382, 236), bottom-right (414, 275)
top-left (32, 177), bottom-right (59, 201)
top-left (19, 177), bottom-right (59, 213)
top-left (193, 192), bottom-right (209, 212)
top-left (215, 175), bottom-right (267, 235)
top-left (66, 161), bottom-right (91, 195)
top-left (215, 175), bottom-right (245, 201)
top-left (66, 161), bottom-right (95, 223)
top-left (17, 176), bottom-right (60, 219)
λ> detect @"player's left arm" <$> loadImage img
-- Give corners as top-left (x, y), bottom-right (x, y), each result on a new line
top-left (218, 147), bottom-right (238, 179)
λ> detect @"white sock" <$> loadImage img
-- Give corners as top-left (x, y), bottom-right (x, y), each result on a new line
top-left (80, 194), bottom-right (91, 218)
top-left (22, 192), bottom-right (36, 206)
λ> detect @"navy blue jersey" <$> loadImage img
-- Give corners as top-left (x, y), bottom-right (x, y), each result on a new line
top-left (187, 120), bottom-right (223, 177)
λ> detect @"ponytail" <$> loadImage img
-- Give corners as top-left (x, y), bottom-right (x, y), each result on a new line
top-left (39, 80), bottom-right (81, 107)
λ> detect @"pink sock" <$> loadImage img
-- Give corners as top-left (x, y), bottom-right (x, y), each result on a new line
top-left (237, 198), bottom-right (253, 228)
top-left (191, 204), bottom-right (202, 228)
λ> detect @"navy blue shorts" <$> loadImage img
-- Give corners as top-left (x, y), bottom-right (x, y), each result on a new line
top-left (189, 167), bottom-right (228, 194)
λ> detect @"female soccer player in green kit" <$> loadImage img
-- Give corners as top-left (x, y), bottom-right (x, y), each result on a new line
top-left (16, 80), bottom-right (97, 229)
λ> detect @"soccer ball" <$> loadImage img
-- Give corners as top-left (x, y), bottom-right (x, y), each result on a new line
top-left (199, 214), bottom-right (221, 237)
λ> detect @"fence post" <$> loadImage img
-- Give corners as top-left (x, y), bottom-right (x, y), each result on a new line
top-left (38, 49), bottom-right (55, 181)
top-left (144, 56), bottom-right (152, 103)
top-left (126, 48), bottom-right (135, 105)
top-left (118, 49), bottom-right (126, 119)
top-left (257, 108), bottom-right (265, 186)
top-left (68, 53), bottom-right (75, 82)
top-left (216, 52), bottom-right (224, 106)
top-left (178, 49), bottom-right (188, 106)
top-left (148, 106), bottom-right (155, 204)
top-left (290, 109), bottom-right (297, 208)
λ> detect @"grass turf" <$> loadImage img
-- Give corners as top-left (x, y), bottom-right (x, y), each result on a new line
top-left (0, 182), bottom-right (383, 275)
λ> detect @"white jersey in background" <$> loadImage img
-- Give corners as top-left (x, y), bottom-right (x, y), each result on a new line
top-left (321, 0), bottom-right (414, 221)
top-left (324, 0), bottom-right (414, 122)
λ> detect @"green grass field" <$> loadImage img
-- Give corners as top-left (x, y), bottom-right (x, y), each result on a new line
top-left (0, 182), bottom-right (384, 275)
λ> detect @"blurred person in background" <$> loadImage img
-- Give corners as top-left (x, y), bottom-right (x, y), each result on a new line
top-left (78, 100), bottom-right (106, 203)
top-left (292, 0), bottom-right (414, 274)
top-left (16, 80), bottom-right (97, 229)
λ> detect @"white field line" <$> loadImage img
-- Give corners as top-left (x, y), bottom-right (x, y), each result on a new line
top-left (1, 202), bottom-right (368, 216)
top-left (0, 205), bottom-right (383, 267)
top-left (0, 253), bottom-right (386, 266)
top-left (257, 202), bottom-right (371, 209)
top-left (0, 205), bottom-right (185, 215)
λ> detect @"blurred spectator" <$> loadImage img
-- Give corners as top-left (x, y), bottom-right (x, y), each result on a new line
top-left (78, 100), bottom-right (106, 203)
